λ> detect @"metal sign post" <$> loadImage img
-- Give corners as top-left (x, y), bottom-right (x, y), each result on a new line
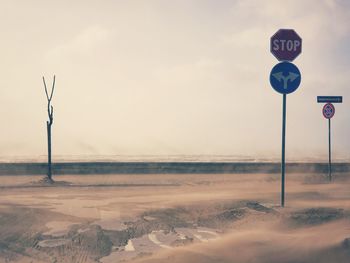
top-left (270, 61), bottom-right (301, 207)
top-left (328, 117), bottom-right (331, 181)
top-left (317, 97), bottom-right (342, 181)
top-left (270, 29), bottom-right (302, 207)
top-left (322, 103), bottom-right (335, 181)
top-left (281, 94), bottom-right (286, 206)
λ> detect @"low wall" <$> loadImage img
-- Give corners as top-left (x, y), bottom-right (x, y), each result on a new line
top-left (0, 162), bottom-right (349, 175)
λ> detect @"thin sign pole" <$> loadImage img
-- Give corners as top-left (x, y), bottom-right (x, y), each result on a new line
top-left (328, 118), bottom-right (332, 181)
top-left (281, 94), bottom-right (287, 207)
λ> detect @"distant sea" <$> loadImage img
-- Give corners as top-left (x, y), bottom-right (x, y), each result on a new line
top-left (0, 154), bottom-right (349, 163)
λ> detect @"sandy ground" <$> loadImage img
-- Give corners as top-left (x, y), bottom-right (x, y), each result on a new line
top-left (0, 172), bottom-right (349, 262)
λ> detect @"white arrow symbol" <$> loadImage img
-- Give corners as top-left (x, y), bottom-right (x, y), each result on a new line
top-left (272, 72), bottom-right (299, 89)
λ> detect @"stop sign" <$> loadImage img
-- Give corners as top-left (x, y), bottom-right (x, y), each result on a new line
top-left (270, 29), bottom-right (302, 61)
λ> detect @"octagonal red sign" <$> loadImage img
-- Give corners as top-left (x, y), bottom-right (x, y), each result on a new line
top-left (270, 29), bottom-right (302, 61)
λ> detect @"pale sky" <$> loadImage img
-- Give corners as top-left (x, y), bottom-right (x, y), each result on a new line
top-left (0, 0), bottom-right (349, 160)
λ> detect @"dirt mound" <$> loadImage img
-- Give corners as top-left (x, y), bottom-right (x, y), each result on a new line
top-left (30, 176), bottom-right (72, 186)
top-left (289, 207), bottom-right (345, 226)
top-left (197, 208), bottom-right (246, 228)
top-left (122, 201), bottom-right (275, 234)
top-left (245, 201), bottom-right (276, 213)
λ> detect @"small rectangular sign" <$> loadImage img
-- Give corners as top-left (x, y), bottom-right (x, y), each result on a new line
top-left (317, 96), bottom-right (343, 103)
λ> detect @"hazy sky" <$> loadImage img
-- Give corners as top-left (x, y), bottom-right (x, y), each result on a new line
top-left (0, 0), bottom-right (349, 160)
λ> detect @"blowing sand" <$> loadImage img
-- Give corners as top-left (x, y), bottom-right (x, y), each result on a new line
top-left (0, 172), bottom-right (349, 262)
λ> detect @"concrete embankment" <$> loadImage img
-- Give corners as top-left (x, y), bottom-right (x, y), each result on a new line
top-left (0, 162), bottom-right (349, 175)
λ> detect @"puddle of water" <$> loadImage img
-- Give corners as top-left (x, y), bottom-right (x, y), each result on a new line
top-left (38, 239), bottom-right (70, 248)
top-left (198, 229), bottom-right (220, 239)
top-left (100, 228), bottom-right (220, 263)
top-left (77, 227), bottom-right (90, 233)
top-left (143, 216), bottom-right (157, 221)
top-left (176, 227), bottom-right (220, 243)
top-left (148, 231), bottom-right (172, 249)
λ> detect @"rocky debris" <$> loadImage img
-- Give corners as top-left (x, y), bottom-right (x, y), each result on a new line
top-left (0, 206), bottom-right (88, 263)
top-left (70, 224), bottom-right (113, 258)
top-left (104, 228), bottom-right (132, 247)
top-left (0, 206), bottom-right (76, 251)
top-left (0, 200), bottom-right (277, 262)
top-left (290, 208), bottom-right (344, 225)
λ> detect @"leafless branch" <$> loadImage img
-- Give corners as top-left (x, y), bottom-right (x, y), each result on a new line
top-left (43, 75), bottom-right (55, 102)
top-left (49, 75), bottom-right (55, 101)
top-left (43, 75), bottom-right (55, 126)
top-left (43, 77), bottom-right (49, 101)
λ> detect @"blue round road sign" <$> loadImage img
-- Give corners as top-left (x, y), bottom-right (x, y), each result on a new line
top-left (323, 103), bottom-right (335, 119)
top-left (269, 62), bottom-right (301, 94)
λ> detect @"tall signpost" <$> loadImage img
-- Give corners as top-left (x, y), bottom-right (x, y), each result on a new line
top-left (317, 96), bottom-right (343, 181)
top-left (270, 29), bottom-right (302, 207)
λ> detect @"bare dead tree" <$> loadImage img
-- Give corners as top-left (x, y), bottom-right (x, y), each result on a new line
top-left (43, 75), bottom-right (55, 181)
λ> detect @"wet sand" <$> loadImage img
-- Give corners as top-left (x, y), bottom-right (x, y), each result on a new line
top-left (0, 172), bottom-right (349, 262)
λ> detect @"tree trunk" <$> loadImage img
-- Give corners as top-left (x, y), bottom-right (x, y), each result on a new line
top-left (47, 121), bottom-right (52, 180)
